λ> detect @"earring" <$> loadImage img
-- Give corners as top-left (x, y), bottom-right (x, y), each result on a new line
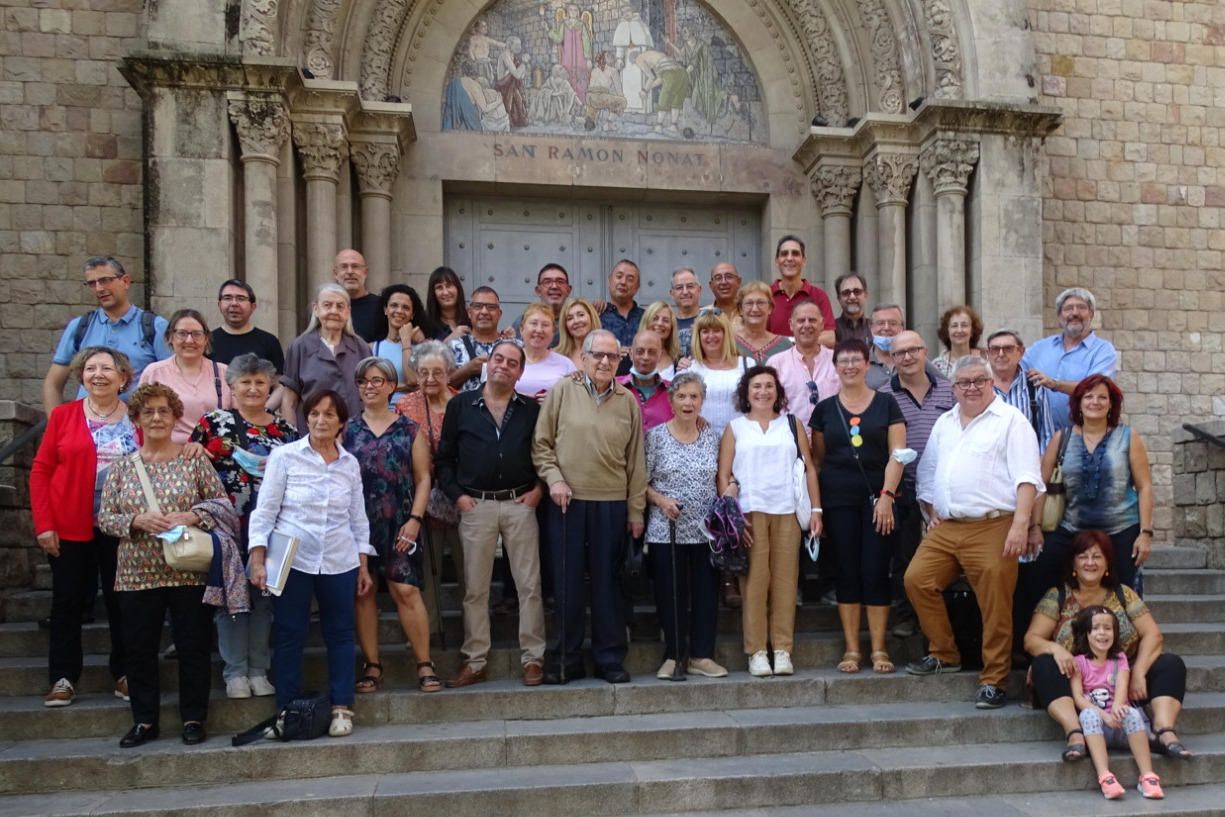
top-left (1072, 571), bottom-right (1077, 577)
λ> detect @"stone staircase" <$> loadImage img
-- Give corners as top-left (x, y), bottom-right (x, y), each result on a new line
top-left (2, 546), bottom-right (1224, 817)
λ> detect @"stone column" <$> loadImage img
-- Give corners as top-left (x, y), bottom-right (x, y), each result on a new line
top-left (921, 133), bottom-right (980, 315)
top-left (349, 138), bottom-right (402, 293)
top-left (863, 150), bottom-right (919, 309)
top-left (810, 162), bottom-right (862, 296)
top-left (228, 94), bottom-right (289, 334)
top-left (291, 119), bottom-right (348, 292)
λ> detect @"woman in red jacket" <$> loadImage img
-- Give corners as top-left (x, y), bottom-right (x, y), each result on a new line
top-left (31, 346), bottom-right (140, 707)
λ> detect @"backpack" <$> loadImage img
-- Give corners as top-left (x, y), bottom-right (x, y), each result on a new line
top-left (71, 308), bottom-right (157, 354)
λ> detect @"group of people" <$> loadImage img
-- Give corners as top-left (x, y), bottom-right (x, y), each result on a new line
top-left (31, 247), bottom-right (1189, 792)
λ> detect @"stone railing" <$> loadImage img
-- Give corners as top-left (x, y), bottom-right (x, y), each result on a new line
top-left (1173, 420), bottom-right (1225, 569)
top-left (0, 401), bottom-right (42, 618)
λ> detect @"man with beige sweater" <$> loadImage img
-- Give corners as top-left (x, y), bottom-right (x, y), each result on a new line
top-left (533, 329), bottom-right (647, 684)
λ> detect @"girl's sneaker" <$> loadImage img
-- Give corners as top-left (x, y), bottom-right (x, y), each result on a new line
top-left (1098, 772), bottom-right (1125, 800)
top-left (1137, 773), bottom-right (1164, 799)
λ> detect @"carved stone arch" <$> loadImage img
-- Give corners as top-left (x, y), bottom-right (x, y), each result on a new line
top-left (854, 0), bottom-right (906, 114)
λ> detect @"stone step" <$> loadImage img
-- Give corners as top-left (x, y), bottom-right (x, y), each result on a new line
top-left (1144, 594), bottom-right (1225, 624)
top-left (4, 693), bottom-right (1223, 797)
top-left (3, 734), bottom-right (1222, 817)
top-left (1146, 545), bottom-right (1209, 570)
top-left (1143, 569), bottom-right (1225, 596)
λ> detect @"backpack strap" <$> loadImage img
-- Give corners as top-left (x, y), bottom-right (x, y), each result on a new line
top-left (231, 713), bottom-right (278, 747)
top-left (1025, 377), bottom-right (1041, 433)
top-left (70, 310), bottom-right (97, 354)
top-left (139, 308), bottom-right (156, 350)
top-left (212, 359), bottom-right (223, 407)
top-left (461, 334), bottom-right (478, 362)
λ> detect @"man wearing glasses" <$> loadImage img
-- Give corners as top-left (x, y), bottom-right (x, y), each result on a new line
top-left (987, 329), bottom-right (1053, 452)
top-left (209, 280), bottom-right (284, 370)
top-left (43, 255), bottom-right (170, 414)
top-left (448, 287), bottom-right (507, 392)
top-left (833, 273), bottom-right (872, 346)
top-left (767, 298), bottom-right (838, 428)
top-left (533, 329), bottom-right (646, 685)
top-left (904, 356), bottom-right (1043, 711)
top-left (864, 303), bottom-right (906, 390)
top-left (511, 263), bottom-right (573, 346)
top-left (668, 267), bottom-right (702, 357)
top-left (703, 262), bottom-right (742, 327)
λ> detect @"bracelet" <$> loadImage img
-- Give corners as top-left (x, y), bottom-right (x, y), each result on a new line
top-left (879, 489), bottom-right (898, 499)
top-left (811, 507), bottom-right (823, 514)
top-left (408, 513), bottom-right (424, 524)
top-left (1140, 528), bottom-right (1154, 536)
top-left (728, 477), bottom-right (740, 485)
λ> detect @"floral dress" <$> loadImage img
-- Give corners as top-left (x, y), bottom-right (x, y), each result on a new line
top-left (342, 414), bottom-right (424, 587)
top-left (190, 410), bottom-right (300, 521)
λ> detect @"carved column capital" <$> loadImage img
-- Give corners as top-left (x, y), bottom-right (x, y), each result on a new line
top-left (228, 95), bottom-right (289, 165)
top-left (810, 164), bottom-right (862, 217)
top-left (292, 121), bottom-right (348, 183)
top-left (350, 140), bottom-right (401, 198)
top-left (863, 152), bottom-right (918, 208)
top-left (921, 135), bottom-right (980, 196)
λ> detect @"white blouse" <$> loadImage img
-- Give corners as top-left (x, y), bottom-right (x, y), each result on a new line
top-left (687, 357), bottom-right (751, 435)
top-left (729, 414), bottom-right (796, 515)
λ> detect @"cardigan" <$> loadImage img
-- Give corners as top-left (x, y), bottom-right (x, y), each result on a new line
top-left (30, 400), bottom-right (122, 541)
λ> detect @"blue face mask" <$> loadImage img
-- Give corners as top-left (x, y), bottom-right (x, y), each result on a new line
top-left (629, 364), bottom-right (657, 380)
top-left (872, 334), bottom-right (893, 352)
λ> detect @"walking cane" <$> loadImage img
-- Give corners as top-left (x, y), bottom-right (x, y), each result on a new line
top-left (426, 525), bottom-right (446, 651)
top-left (669, 507), bottom-right (687, 681)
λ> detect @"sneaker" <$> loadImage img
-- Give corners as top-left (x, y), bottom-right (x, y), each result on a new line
top-left (656, 659), bottom-right (677, 679)
top-left (1098, 771), bottom-right (1125, 800)
top-left (1137, 773), bottom-right (1164, 800)
top-left (114, 676), bottom-right (130, 701)
top-left (687, 658), bottom-right (728, 678)
top-left (225, 677), bottom-right (252, 699)
top-left (45, 678), bottom-right (75, 707)
top-left (773, 650), bottom-right (794, 675)
top-left (820, 589), bottom-right (838, 607)
top-left (247, 676), bottom-right (276, 697)
top-left (974, 683), bottom-right (1006, 709)
top-left (906, 655), bottom-right (961, 675)
top-left (748, 650), bottom-right (773, 677)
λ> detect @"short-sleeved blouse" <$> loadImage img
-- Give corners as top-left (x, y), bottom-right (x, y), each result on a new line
top-left (190, 409), bottom-right (300, 519)
top-left (644, 423), bottom-right (720, 544)
top-left (98, 453), bottom-right (228, 591)
top-left (1035, 583), bottom-right (1149, 661)
top-left (809, 390), bottom-right (905, 508)
top-left (394, 389), bottom-right (457, 463)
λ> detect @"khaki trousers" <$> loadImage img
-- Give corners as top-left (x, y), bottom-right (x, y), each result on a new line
top-left (739, 511), bottom-right (801, 654)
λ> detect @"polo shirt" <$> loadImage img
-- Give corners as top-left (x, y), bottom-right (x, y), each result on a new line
top-left (52, 305), bottom-right (171, 400)
top-left (616, 373), bottom-right (673, 433)
top-left (767, 279), bottom-right (835, 337)
top-left (882, 371), bottom-right (956, 492)
top-left (1019, 331), bottom-right (1118, 431)
top-left (835, 314), bottom-right (872, 346)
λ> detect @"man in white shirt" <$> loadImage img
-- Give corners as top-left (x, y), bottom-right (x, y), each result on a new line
top-left (903, 356), bottom-right (1043, 710)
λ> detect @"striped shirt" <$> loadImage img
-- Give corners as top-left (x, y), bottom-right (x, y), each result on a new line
top-left (993, 369), bottom-right (1054, 454)
top-left (882, 372), bottom-right (955, 492)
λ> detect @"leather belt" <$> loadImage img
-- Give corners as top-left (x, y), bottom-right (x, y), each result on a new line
top-left (466, 483), bottom-right (535, 501)
top-left (951, 509), bottom-right (1011, 523)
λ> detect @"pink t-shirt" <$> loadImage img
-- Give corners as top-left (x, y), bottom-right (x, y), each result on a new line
top-left (137, 357), bottom-right (234, 444)
top-left (1075, 652), bottom-right (1130, 711)
top-left (515, 351), bottom-right (577, 396)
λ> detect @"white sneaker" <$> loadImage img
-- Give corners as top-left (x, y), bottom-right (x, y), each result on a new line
top-left (225, 677), bottom-right (252, 699)
top-left (329, 708), bottom-right (354, 737)
top-left (247, 676), bottom-right (275, 697)
top-left (749, 650), bottom-right (773, 677)
top-left (656, 659), bottom-right (677, 679)
top-left (687, 658), bottom-right (728, 678)
top-left (773, 650), bottom-right (794, 675)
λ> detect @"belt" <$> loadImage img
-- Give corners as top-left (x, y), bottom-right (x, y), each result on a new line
top-left (465, 483), bottom-right (535, 501)
top-left (950, 509), bottom-right (1012, 523)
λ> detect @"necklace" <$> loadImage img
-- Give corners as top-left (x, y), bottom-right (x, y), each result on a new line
top-left (87, 397), bottom-right (118, 419)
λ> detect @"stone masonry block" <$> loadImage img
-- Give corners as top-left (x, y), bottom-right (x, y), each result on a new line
top-left (1197, 472), bottom-right (1218, 504)
top-left (1186, 441), bottom-right (1209, 471)
top-left (1172, 472), bottom-right (1196, 501)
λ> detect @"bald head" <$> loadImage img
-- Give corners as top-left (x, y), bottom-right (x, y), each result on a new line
top-left (333, 249), bottom-right (369, 298)
top-left (890, 330), bottom-right (928, 378)
top-left (630, 329), bottom-right (663, 379)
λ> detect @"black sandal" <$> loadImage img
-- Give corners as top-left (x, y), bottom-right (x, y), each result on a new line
top-left (355, 661), bottom-right (384, 693)
top-left (417, 661), bottom-right (442, 693)
top-left (1154, 727), bottom-right (1192, 759)
top-left (1061, 728), bottom-right (1087, 762)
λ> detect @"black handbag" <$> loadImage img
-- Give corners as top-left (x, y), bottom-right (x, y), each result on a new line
top-left (232, 691), bottom-right (331, 746)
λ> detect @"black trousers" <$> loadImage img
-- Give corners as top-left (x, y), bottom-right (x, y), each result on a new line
top-left (825, 500), bottom-right (895, 607)
top-left (1031, 651), bottom-right (1186, 708)
top-left (651, 540), bottom-right (719, 661)
top-left (119, 584), bottom-right (212, 726)
top-left (47, 530), bottom-right (123, 684)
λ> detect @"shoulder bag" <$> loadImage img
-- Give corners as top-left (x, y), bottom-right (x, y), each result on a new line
top-left (130, 452), bottom-right (215, 573)
top-left (785, 414), bottom-right (812, 531)
top-left (232, 690), bottom-right (331, 746)
top-left (1041, 429), bottom-right (1073, 533)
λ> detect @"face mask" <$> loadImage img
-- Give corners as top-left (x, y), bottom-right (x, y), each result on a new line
top-left (629, 364), bottom-right (657, 380)
top-left (231, 446), bottom-right (265, 477)
top-left (872, 334), bottom-right (893, 352)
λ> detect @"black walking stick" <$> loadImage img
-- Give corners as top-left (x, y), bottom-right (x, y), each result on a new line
top-left (669, 507), bottom-right (686, 681)
top-left (426, 526), bottom-right (446, 651)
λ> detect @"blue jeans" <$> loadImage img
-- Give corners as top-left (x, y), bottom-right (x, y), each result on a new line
top-left (272, 568), bottom-right (357, 709)
top-left (215, 591), bottom-right (273, 681)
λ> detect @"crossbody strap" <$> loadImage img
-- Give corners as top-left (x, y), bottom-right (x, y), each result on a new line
top-left (212, 359), bottom-right (223, 407)
top-left (834, 396), bottom-right (877, 499)
top-left (785, 413), bottom-right (801, 459)
top-left (129, 452), bottom-right (162, 515)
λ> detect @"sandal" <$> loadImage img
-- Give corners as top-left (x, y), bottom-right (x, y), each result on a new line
top-left (1061, 728), bottom-right (1087, 762)
top-left (870, 651), bottom-right (895, 674)
top-left (837, 651), bottom-right (861, 673)
top-left (1154, 727), bottom-right (1192, 759)
top-left (417, 661), bottom-right (443, 693)
top-left (355, 661), bottom-right (384, 693)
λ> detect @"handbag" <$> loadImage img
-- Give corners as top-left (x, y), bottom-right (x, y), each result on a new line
top-left (1041, 429), bottom-right (1073, 533)
top-left (785, 414), bottom-right (812, 531)
top-left (422, 401), bottom-right (460, 526)
top-left (130, 452), bottom-right (214, 573)
top-left (232, 690), bottom-right (331, 746)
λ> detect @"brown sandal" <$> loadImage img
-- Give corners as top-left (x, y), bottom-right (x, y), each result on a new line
top-left (417, 661), bottom-right (442, 693)
top-left (355, 661), bottom-right (383, 693)
top-left (837, 651), bottom-right (861, 673)
top-left (871, 651), bottom-right (895, 674)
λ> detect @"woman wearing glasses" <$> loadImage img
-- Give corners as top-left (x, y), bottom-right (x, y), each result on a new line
top-left (809, 338), bottom-right (906, 674)
top-left (137, 310), bottom-right (233, 443)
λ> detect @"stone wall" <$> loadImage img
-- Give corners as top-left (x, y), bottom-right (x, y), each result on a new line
top-left (1171, 421), bottom-right (1225, 569)
top-left (1029, 0), bottom-right (1225, 535)
top-left (0, 400), bottom-right (41, 617)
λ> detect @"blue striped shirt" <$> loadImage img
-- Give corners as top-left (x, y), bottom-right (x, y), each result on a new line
top-left (994, 369), bottom-right (1055, 454)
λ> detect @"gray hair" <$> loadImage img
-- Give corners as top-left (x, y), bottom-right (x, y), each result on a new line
top-left (951, 354), bottom-right (989, 380)
top-left (582, 329), bottom-right (618, 354)
top-left (354, 356), bottom-right (398, 384)
top-left (986, 328), bottom-right (1024, 347)
top-left (1056, 287), bottom-right (1095, 313)
top-left (871, 302), bottom-right (905, 320)
top-left (83, 255), bottom-right (125, 277)
top-left (303, 282), bottom-right (357, 338)
top-left (667, 370), bottom-right (707, 400)
top-left (409, 340), bottom-right (456, 372)
top-left (225, 353), bottom-right (277, 385)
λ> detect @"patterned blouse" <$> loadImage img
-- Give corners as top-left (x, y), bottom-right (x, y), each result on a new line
top-left (190, 409), bottom-right (300, 520)
top-left (98, 453), bottom-right (228, 591)
top-left (644, 423), bottom-right (720, 545)
top-left (1035, 583), bottom-right (1149, 661)
top-left (735, 333), bottom-right (793, 365)
top-left (89, 415), bottom-right (138, 517)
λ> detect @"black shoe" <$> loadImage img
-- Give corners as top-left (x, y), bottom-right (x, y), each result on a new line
top-left (119, 723), bottom-right (159, 748)
top-left (182, 721), bottom-right (207, 745)
top-left (974, 684), bottom-right (1006, 709)
top-left (594, 664), bottom-right (631, 684)
top-left (542, 664), bottom-right (585, 685)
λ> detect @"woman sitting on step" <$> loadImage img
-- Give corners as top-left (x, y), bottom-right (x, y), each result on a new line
top-left (1023, 530), bottom-right (1191, 763)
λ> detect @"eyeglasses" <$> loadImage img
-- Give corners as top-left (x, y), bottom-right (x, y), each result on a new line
top-left (172, 330), bottom-right (206, 341)
top-left (587, 351), bottom-right (618, 361)
top-left (872, 319), bottom-right (903, 329)
top-left (838, 287), bottom-right (865, 298)
top-left (741, 299), bottom-right (771, 310)
top-left (953, 376), bottom-right (991, 391)
top-left (538, 277), bottom-right (569, 287)
top-left (418, 369), bottom-right (446, 381)
top-left (891, 346), bottom-right (925, 359)
top-left (84, 275), bottom-right (121, 289)
top-left (836, 357), bottom-right (865, 367)
top-left (219, 294), bottom-right (251, 303)
top-left (357, 377), bottom-right (388, 388)
top-left (710, 274), bottom-right (739, 283)
top-left (139, 407), bottom-right (174, 418)
top-left (987, 344), bottom-right (1018, 355)
top-left (469, 302), bottom-right (501, 312)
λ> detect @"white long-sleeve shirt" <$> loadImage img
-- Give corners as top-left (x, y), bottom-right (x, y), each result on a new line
top-left (916, 396), bottom-right (1044, 520)
top-left (248, 436), bottom-right (374, 575)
